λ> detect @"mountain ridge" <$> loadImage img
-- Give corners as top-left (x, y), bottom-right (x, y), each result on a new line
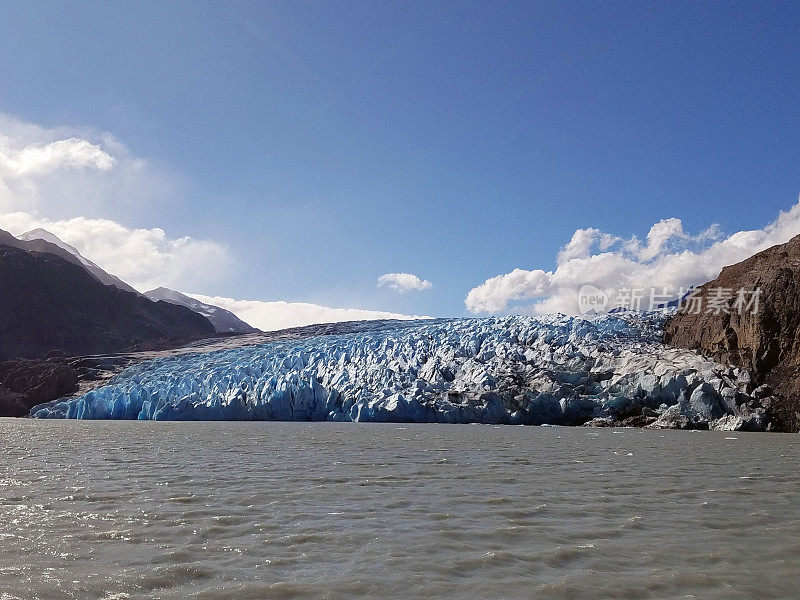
top-left (18, 228), bottom-right (139, 294)
top-left (0, 240), bottom-right (216, 360)
top-left (144, 287), bottom-right (259, 334)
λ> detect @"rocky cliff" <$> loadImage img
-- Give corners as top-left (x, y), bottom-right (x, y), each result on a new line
top-left (664, 234), bottom-right (800, 431)
top-left (0, 359), bottom-right (78, 417)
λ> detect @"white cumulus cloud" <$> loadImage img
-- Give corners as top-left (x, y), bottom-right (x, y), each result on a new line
top-left (0, 212), bottom-right (232, 292)
top-left (0, 114), bottom-right (232, 292)
top-left (466, 198), bottom-right (800, 316)
top-left (0, 114), bottom-right (430, 327)
top-left (377, 272), bottom-right (433, 293)
top-left (0, 113), bottom-right (438, 330)
top-left (0, 114), bottom-right (175, 218)
top-left (1, 137), bottom-right (115, 177)
top-left (187, 294), bottom-right (430, 332)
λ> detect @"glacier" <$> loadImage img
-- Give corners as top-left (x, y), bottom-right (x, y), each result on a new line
top-left (29, 313), bottom-right (762, 428)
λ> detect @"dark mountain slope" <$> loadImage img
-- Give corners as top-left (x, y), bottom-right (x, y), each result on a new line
top-left (0, 229), bottom-right (93, 272)
top-left (18, 228), bottom-right (139, 294)
top-left (0, 243), bottom-right (215, 359)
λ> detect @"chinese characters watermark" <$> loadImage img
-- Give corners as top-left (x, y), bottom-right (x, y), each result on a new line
top-left (577, 285), bottom-right (761, 315)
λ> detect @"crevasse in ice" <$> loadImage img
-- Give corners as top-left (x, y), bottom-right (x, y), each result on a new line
top-left (30, 313), bottom-right (744, 424)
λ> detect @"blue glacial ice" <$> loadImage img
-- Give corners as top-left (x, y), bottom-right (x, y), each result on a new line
top-left (30, 313), bottom-right (752, 426)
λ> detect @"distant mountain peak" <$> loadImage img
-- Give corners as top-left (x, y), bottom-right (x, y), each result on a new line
top-left (18, 228), bottom-right (139, 295)
top-left (144, 287), bottom-right (259, 334)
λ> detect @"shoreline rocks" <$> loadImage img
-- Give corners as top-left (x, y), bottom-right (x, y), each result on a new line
top-left (0, 359), bottom-right (78, 417)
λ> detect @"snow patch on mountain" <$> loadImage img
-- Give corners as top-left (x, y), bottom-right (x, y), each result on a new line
top-left (144, 287), bottom-right (258, 334)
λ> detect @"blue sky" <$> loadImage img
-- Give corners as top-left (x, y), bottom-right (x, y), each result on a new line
top-left (1, 1), bottom-right (799, 323)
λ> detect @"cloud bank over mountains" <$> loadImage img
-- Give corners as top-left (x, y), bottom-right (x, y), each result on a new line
top-left (0, 113), bottom-right (425, 328)
top-left (466, 199), bottom-right (800, 315)
top-left (0, 114), bottom-right (230, 292)
top-left (0, 212), bottom-right (232, 293)
top-left (187, 294), bottom-right (430, 332)
top-left (5, 113), bottom-right (800, 327)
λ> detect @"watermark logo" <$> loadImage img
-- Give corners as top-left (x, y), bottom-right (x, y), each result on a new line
top-left (577, 284), bottom-right (608, 315)
top-left (575, 285), bottom-right (762, 315)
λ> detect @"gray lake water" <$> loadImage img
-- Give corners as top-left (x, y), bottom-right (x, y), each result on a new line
top-left (0, 420), bottom-right (798, 600)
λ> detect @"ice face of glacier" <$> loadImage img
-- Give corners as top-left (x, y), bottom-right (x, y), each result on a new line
top-left (30, 313), bottom-right (752, 426)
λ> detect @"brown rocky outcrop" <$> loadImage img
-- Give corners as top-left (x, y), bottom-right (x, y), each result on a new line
top-left (664, 234), bottom-right (800, 431)
top-left (0, 359), bottom-right (78, 417)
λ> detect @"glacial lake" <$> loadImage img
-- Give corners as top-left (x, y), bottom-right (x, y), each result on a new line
top-left (0, 420), bottom-right (798, 599)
